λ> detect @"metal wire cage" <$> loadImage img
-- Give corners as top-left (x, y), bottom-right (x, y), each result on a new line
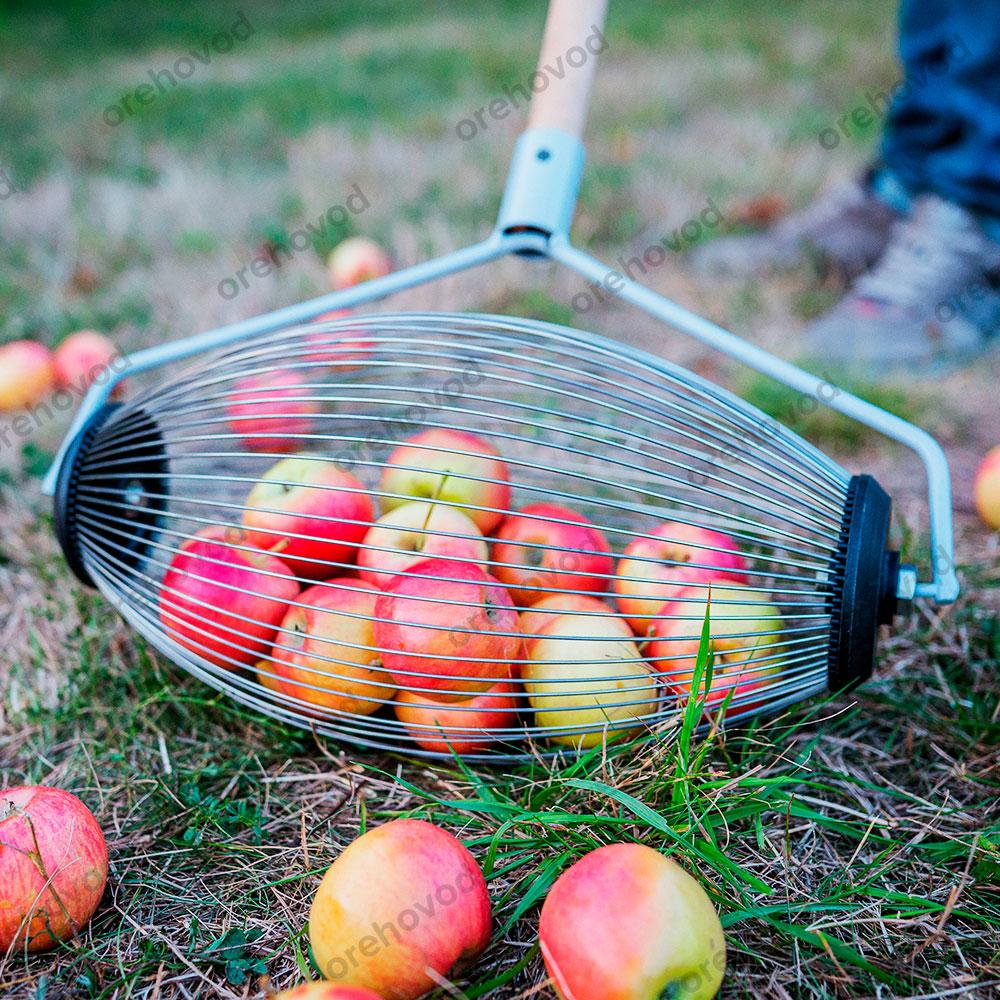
top-left (52, 313), bottom-right (902, 760)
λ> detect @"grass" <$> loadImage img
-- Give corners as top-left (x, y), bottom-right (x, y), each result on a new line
top-left (2, 0), bottom-right (1000, 997)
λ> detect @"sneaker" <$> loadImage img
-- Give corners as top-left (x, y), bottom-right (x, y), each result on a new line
top-left (803, 194), bottom-right (1000, 374)
top-left (690, 170), bottom-right (901, 279)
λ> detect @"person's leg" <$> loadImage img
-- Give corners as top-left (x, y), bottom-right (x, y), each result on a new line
top-left (883, 0), bottom-right (1000, 227)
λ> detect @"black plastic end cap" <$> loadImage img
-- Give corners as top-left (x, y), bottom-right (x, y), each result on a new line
top-left (827, 474), bottom-right (899, 692)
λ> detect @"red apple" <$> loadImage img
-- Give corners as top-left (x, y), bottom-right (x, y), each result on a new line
top-left (379, 428), bottom-right (511, 534)
top-left (491, 503), bottom-right (613, 605)
top-left (0, 340), bottom-right (55, 411)
top-left (520, 593), bottom-right (620, 649)
top-left (374, 558), bottom-right (520, 699)
top-left (309, 818), bottom-right (491, 1000)
top-left (306, 310), bottom-right (374, 370)
top-left (275, 985), bottom-right (383, 1000)
top-left (269, 578), bottom-right (394, 715)
top-left (974, 446), bottom-right (1000, 529)
top-left (225, 370), bottom-right (320, 453)
top-left (394, 679), bottom-right (522, 754)
top-left (646, 586), bottom-right (783, 713)
top-left (614, 522), bottom-right (749, 635)
top-left (539, 843), bottom-right (726, 1000)
top-left (327, 237), bottom-right (392, 289)
top-left (53, 330), bottom-right (122, 394)
top-left (357, 501), bottom-right (487, 588)
top-left (241, 456), bottom-right (374, 579)
top-left (0, 786), bottom-right (108, 953)
top-left (159, 525), bottom-right (299, 669)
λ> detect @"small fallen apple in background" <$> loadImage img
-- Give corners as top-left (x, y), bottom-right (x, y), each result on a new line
top-left (974, 446), bottom-right (1000, 529)
top-left (358, 501), bottom-right (487, 588)
top-left (379, 427), bottom-right (512, 534)
top-left (273, 984), bottom-right (384, 1000)
top-left (0, 340), bottom-right (55, 412)
top-left (491, 503), bottom-right (613, 606)
top-left (327, 236), bottom-right (392, 289)
top-left (0, 785), bottom-right (108, 953)
top-left (241, 456), bottom-right (374, 579)
top-left (309, 818), bottom-right (491, 1000)
top-left (539, 843), bottom-right (726, 1000)
top-left (53, 329), bottom-right (121, 394)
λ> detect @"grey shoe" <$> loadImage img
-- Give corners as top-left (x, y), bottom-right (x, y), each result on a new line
top-left (690, 172), bottom-right (901, 279)
top-left (803, 194), bottom-right (1000, 374)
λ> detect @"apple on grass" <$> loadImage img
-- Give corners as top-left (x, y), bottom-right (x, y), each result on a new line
top-left (974, 445), bottom-right (1000, 529)
top-left (0, 786), bottom-right (108, 953)
top-left (274, 985), bottom-right (384, 1000)
top-left (374, 558), bottom-right (520, 699)
top-left (0, 340), bottom-right (55, 411)
top-left (357, 500), bottom-right (487, 588)
top-left (53, 330), bottom-right (122, 394)
top-left (394, 678), bottom-right (522, 755)
top-left (309, 818), bottom-right (491, 1000)
top-left (241, 456), bottom-right (374, 579)
top-left (159, 525), bottom-right (299, 669)
top-left (524, 614), bottom-right (659, 748)
top-left (614, 522), bottom-right (749, 635)
top-left (379, 427), bottom-right (511, 534)
top-left (225, 370), bottom-right (320, 453)
top-left (539, 843), bottom-right (726, 1000)
top-left (491, 503), bottom-right (614, 606)
top-left (646, 585), bottom-right (783, 713)
top-left (269, 578), bottom-right (394, 716)
top-left (327, 236), bottom-right (393, 289)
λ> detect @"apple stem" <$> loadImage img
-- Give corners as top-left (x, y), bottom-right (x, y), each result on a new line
top-left (416, 473), bottom-right (451, 552)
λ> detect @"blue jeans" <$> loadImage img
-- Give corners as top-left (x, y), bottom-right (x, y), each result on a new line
top-left (882, 0), bottom-right (1000, 222)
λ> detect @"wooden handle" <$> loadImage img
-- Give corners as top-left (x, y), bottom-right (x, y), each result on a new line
top-left (527, 0), bottom-right (609, 137)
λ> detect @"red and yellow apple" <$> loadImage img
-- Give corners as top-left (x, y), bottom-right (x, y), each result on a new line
top-left (974, 445), bottom-right (1000, 529)
top-left (0, 786), bottom-right (108, 953)
top-left (225, 370), bottom-right (320, 452)
top-left (327, 237), bottom-right (392, 289)
top-left (270, 578), bottom-right (393, 715)
top-left (53, 330), bottom-right (121, 394)
top-left (646, 586), bottom-right (783, 712)
top-left (379, 428), bottom-right (511, 534)
top-left (306, 310), bottom-right (373, 370)
top-left (614, 522), bottom-right (749, 635)
top-left (491, 503), bottom-right (613, 606)
top-left (524, 614), bottom-right (658, 748)
top-left (539, 843), bottom-right (726, 1000)
top-left (395, 679), bottom-right (522, 754)
top-left (357, 501), bottom-right (487, 588)
top-left (309, 818), bottom-right (491, 1000)
top-left (241, 457), bottom-right (374, 579)
top-left (520, 593), bottom-right (619, 648)
top-left (159, 525), bottom-right (299, 669)
top-left (373, 558), bottom-right (520, 699)
top-left (274, 985), bottom-right (384, 1000)
top-left (0, 340), bottom-right (55, 411)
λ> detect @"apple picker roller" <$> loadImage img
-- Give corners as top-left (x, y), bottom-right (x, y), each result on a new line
top-left (44, 0), bottom-right (960, 759)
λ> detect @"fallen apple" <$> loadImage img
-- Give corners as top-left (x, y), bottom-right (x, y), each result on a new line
top-left (0, 785), bottom-right (108, 953)
top-left (53, 330), bottom-right (122, 395)
top-left (270, 578), bottom-right (394, 716)
top-left (614, 522), bottom-right (749, 635)
top-left (974, 445), bottom-right (1000, 529)
top-left (357, 501), bottom-right (487, 588)
top-left (394, 679), bottom-right (522, 754)
top-left (327, 236), bottom-right (392, 289)
top-left (524, 614), bottom-right (659, 748)
top-left (241, 456), bottom-right (374, 579)
top-left (225, 370), bottom-right (320, 453)
top-left (646, 585), bottom-right (783, 712)
top-left (159, 525), bottom-right (299, 669)
top-left (491, 503), bottom-right (614, 606)
top-left (0, 340), bottom-right (55, 411)
top-left (374, 558), bottom-right (520, 699)
top-left (539, 843), bottom-right (726, 1000)
top-left (379, 427), bottom-right (511, 534)
top-left (309, 818), bottom-right (491, 1000)
top-left (274, 985), bottom-right (384, 1000)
